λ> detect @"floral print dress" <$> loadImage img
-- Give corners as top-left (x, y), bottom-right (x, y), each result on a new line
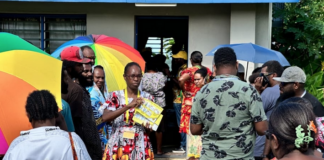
top-left (89, 82), bottom-right (111, 152)
top-left (141, 72), bottom-right (167, 107)
top-left (179, 66), bottom-right (212, 134)
top-left (179, 66), bottom-right (212, 159)
top-left (104, 90), bottom-right (155, 160)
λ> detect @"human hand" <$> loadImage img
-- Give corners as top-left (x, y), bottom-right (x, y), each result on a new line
top-left (142, 122), bottom-right (152, 133)
top-left (254, 77), bottom-right (268, 93)
top-left (127, 97), bottom-right (143, 109)
top-left (184, 91), bottom-right (192, 98)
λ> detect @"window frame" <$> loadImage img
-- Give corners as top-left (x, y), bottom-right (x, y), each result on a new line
top-left (0, 13), bottom-right (86, 52)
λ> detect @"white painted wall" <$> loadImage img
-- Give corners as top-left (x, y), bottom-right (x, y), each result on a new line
top-left (229, 3), bottom-right (272, 80)
top-left (0, 2), bottom-right (271, 73)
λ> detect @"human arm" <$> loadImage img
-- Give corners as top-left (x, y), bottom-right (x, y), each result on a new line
top-left (254, 77), bottom-right (268, 94)
top-left (190, 91), bottom-right (204, 135)
top-left (261, 139), bottom-right (271, 160)
top-left (178, 73), bottom-right (190, 94)
top-left (67, 90), bottom-right (84, 137)
top-left (190, 124), bottom-right (203, 135)
top-left (249, 88), bottom-right (268, 135)
top-left (102, 97), bottom-right (143, 122)
top-left (254, 121), bottom-right (268, 136)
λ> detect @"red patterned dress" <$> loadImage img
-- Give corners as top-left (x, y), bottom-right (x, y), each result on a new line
top-left (104, 90), bottom-right (155, 160)
top-left (179, 66), bottom-right (212, 134)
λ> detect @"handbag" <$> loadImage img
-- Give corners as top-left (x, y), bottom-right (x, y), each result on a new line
top-left (68, 132), bottom-right (79, 160)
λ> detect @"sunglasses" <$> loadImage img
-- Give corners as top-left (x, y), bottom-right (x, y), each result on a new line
top-left (260, 73), bottom-right (273, 77)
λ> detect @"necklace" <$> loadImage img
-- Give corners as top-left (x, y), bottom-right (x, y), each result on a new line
top-left (124, 89), bottom-right (140, 123)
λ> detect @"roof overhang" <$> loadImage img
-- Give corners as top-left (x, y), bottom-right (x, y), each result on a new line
top-left (0, 0), bottom-right (300, 3)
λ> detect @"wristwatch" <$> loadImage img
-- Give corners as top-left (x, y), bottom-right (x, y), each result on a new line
top-left (260, 154), bottom-right (269, 159)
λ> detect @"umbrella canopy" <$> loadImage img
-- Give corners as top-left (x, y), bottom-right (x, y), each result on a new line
top-left (51, 34), bottom-right (145, 92)
top-left (206, 43), bottom-right (290, 66)
top-left (0, 32), bottom-right (62, 154)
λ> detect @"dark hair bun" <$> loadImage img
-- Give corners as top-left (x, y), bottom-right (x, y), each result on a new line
top-left (269, 100), bottom-right (316, 157)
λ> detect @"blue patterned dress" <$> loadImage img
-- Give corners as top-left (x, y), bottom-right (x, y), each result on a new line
top-left (89, 82), bottom-right (112, 151)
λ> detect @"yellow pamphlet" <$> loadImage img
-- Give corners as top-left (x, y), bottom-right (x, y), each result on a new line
top-left (133, 98), bottom-right (163, 131)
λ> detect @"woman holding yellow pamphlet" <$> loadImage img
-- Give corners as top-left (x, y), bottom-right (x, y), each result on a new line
top-left (102, 62), bottom-right (155, 160)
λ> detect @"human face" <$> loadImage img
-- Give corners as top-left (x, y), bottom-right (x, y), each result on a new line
top-left (83, 48), bottom-right (95, 66)
top-left (79, 64), bottom-right (93, 87)
top-left (279, 82), bottom-right (296, 99)
top-left (93, 68), bottom-right (105, 90)
top-left (194, 73), bottom-right (205, 88)
top-left (124, 65), bottom-right (142, 90)
top-left (261, 66), bottom-right (275, 86)
top-left (72, 63), bottom-right (83, 78)
top-left (61, 70), bottom-right (69, 94)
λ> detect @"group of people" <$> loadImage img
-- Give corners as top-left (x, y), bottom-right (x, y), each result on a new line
top-left (2, 43), bottom-right (324, 160)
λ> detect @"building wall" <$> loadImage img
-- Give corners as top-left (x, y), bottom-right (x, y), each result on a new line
top-left (0, 2), bottom-right (271, 72)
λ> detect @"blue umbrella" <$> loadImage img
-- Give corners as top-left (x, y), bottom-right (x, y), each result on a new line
top-left (206, 43), bottom-right (290, 66)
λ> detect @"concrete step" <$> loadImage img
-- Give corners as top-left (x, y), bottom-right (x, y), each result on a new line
top-left (155, 158), bottom-right (186, 160)
top-left (153, 146), bottom-right (186, 160)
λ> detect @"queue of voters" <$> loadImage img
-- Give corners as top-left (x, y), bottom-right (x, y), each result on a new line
top-left (1, 32), bottom-right (324, 160)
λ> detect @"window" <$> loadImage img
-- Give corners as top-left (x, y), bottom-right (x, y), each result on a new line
top-left (0, 14), bottom-right (86, 53)
top-left (145, 37), bottom-right (174, 71)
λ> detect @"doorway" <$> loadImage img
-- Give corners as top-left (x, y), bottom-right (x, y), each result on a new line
top-left (135, 16), bottom-right (189, 152)
top-left (135, 16), bottom-right (189, 71)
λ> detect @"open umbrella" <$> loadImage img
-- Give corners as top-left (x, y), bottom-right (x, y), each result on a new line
top-left (51, 34), bottom-right (145, 92)
top-left (206, 43), bottom-right (290, 66)
top-left (0, 32), bottom-right (62, 155)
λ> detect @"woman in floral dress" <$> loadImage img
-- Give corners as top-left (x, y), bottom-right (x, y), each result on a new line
top-left (102, 62), bottom-right (155, 160)
top-left (178, 51), bottom-right (212, 159)
top-left (141, 61), bottom-right (167, 155)
top-left (186, 68), bottom-right (210, 159)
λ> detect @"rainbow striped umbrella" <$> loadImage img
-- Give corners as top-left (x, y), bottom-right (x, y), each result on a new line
top-left (0, 32), bottom-right (62, 155)
top-left (51, 34), bottom-right (145, 92)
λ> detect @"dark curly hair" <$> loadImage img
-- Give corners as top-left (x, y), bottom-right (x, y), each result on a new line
top-left (261, 60), bottom-right (284, 77)
top-left (25, 90), bottom-right (59, 123)
top-left (213, 47), bottom-right (237, 68)
top-left (269, 97), bottom-right (316, 158)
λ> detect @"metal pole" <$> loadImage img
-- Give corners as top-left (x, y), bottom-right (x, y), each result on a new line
top-left (245, 62), bottom-right (249, 80)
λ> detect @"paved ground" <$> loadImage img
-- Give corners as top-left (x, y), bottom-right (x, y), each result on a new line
top-left (154, 145), bottom-right (186, 160)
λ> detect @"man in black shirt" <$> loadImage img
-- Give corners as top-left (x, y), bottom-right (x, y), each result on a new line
top-left (61, 46), bottom-right (102, 160)
top-left (273, 66), bottom-right (324, 117)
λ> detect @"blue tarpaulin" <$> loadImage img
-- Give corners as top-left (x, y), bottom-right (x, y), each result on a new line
top-left (0, 0), bottom-right (300, 3)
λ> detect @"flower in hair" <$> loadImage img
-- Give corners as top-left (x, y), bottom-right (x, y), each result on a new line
top-left (295, 125), bottom-right (305, 148)
top-left (309, 121), bottom-right (317, 134)
top-left (294, 125), bottom-right (314, 148)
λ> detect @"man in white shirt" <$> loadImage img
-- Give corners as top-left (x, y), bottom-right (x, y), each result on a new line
top-left (3, 90), bottom-right (91, 160)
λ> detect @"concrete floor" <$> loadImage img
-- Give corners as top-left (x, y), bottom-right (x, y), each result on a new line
top-left (154, 145), bottom-right (186, 160)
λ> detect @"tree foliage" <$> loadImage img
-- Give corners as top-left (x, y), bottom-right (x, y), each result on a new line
top-left (272, 0), bottom-right (324, 74)
top-left (272, 0), bottom-right (324, 105)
